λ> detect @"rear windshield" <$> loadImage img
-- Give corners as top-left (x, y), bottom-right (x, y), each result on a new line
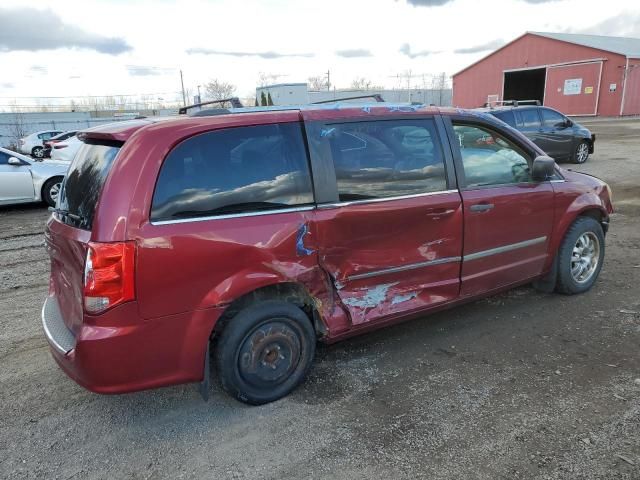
top-left (57, 140), bottom-right (121, 230)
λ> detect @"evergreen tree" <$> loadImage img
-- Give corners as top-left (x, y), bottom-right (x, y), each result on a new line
top-left (267, 92), bottom-right (274, 106)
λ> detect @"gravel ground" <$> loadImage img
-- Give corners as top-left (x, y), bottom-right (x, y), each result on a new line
top-left (1, 119), bottom-right (639, 479)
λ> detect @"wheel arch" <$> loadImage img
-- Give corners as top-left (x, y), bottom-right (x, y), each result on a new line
top-left (211, 281), bottom-right (328, 342)
top-left (551, 202), bottom-right (609, 257)
top-left (40, 175), bottom-right (64, 202)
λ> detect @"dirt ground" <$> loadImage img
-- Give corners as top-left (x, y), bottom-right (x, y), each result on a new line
top-left (1, 119), bottom-right (639, 479)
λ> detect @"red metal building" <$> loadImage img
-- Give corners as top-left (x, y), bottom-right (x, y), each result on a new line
top-left (452, 32), bottom-right (640, 116)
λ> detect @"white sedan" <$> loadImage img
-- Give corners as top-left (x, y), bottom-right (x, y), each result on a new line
top-left (0, 147), bottom-right (68, 207)
top-left (50, 135), bottom-right (83, 163)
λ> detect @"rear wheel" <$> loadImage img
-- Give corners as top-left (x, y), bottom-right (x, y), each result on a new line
top-left (556, 217), bottom-right (604, 294)
top-left (42, 177), bottom-right (63, 207)
top-left (32, 146), bottom-right (44, 159)
top-left (572, 140), bottom-right (590, 164)
top-left (215, 301), bottom-right (316, 405)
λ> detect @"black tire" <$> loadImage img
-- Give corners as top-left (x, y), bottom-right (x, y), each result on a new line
top-left (32, 146), bottom-right (44, 159)
top-left (556, 217), bottom-right (605, 295)
top-left (42, 177), bottom-right (63, 207)
top-left (214, 300), bottom-right (316, 405)
top-left (572, 140), bottom-right (590, 164)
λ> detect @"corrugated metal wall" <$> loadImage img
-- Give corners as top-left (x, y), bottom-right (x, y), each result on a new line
top-left (452, 33), bottom-right (629, 116)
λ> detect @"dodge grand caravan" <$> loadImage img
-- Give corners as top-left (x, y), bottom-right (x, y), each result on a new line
top-left (42, 105), bottom-right (613, 405)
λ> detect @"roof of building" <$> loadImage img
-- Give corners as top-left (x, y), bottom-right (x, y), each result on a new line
top-left (453, 31), bottom-right (640, 77)
top-left (530, 31), bottom-right (640, 58)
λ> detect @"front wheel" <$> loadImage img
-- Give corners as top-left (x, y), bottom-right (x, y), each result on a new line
top-left (572, 140), bottom-right (590, 164)
top-left (42, 177), bottom-right (63, 207)
top-left (214, 301), bottom-right (316, 405)
top-left (556, 217), bottom-right (605, 294)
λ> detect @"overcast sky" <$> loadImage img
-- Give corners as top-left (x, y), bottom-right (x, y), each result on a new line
top-left (0, 0), bottom-right (639, 104)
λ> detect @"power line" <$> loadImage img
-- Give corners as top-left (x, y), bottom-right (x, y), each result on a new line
top-left (0, 91), bottom-right (182, 99)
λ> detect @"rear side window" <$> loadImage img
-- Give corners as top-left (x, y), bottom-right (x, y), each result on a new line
top-left (58, 141), bottom-right (121, 229)
top-left (151, 123), bottom-right (313, 222)
top-left (317, 119), bottom-right (447, 201)
top-left (518, 109), bottom-right (541, 128)
top-left (491, 110), bottom-right (516, 127)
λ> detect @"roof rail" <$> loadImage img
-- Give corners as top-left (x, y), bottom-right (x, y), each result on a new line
top-left (179, 97), bottom-right (243, 115)
top-left (483, 99), bottom-right (541, 108)
top-left (312, 94), bottom-right (385, 104)
top-left (189, 108), bottom-right (231, 117)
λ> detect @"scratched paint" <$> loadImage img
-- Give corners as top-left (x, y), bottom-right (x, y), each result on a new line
top-left (341, 282), bottom-right (398, 308)
top-left (391, 292), bottom-right (419, 305)
top-left (295, 223), bottom-right (314, 256)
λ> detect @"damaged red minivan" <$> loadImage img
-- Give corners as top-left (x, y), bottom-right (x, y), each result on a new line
top-left (42, 105), bottom-right (613, 404)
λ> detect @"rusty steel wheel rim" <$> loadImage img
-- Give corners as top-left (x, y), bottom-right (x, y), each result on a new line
top-left (571, 232), bottom-right (600, 283)
top-left (237, 319), bottom-right (302, 388)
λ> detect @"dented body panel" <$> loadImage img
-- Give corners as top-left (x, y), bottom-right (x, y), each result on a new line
top-left (312, 191), bottom-right (463, 325)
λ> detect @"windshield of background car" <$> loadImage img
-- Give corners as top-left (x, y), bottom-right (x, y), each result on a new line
top-left (56, 141), bottom-right (120, 230)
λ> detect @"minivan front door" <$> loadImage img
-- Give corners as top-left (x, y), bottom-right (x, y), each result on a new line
top-left (448, 119), bottom-right (554, 297)
top-left (304, 115), bottom-right (463, 326)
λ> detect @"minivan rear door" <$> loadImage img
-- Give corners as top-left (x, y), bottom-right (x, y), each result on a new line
top-left (45, 141), bottom-right (121, 334)
top-left (303, 113), bottom-right (463, 327)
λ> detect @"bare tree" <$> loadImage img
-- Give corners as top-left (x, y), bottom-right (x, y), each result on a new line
top-left (7, 105), bottom-right (28, 150)
top-left (203, 79), bottom-right (236, 103)
top-left (350, 77), bottom-right (382, 90)
top-left (430, 72), bottom-right (450, 106)
top-left (258, 72), bottom-right (283, 87)
top-left (308, 75), bottom-right (329, 91)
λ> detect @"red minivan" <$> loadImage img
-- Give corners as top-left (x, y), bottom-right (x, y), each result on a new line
top-left (42, 105), bottom-right (613, 404)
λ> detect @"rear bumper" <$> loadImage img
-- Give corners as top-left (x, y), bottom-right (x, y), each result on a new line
top-left (42, 295), bottom-right (224, 394)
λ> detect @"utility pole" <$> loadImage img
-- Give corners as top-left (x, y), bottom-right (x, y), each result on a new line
top-left (197, 85), bottom-right (202, 103)
top-left (326, 70), bottom-right (331, 91)
top-left (180, 70), bottom-right (186, 107)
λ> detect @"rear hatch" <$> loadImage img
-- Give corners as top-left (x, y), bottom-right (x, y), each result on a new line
top-left (45, 140), bottom-right (121, 334)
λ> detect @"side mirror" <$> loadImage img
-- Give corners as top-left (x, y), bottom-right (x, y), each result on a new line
top-left (8, 157), bottom-right (22, 166)
top-left (532, 155), bottom-right (556, 181)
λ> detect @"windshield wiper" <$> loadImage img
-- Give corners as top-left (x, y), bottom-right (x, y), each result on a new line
top-left (48, 206), bottom-right (85, 224)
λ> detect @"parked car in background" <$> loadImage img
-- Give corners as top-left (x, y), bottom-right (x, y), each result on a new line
top-left (43, 131), bottom-right (77, 158)
top-left (0, 146), bottom-right (67, 207)
top-left (18, 130), bottom-right (63, 159)
top-left (42, 106), bottom-right (612, 405)
top-left (479, 104), bottom-right (595, 164)
top-left (50, 135), bottom-right (82, 163)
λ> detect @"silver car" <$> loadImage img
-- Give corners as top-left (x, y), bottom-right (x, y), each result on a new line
top-left (0, 147), bottom-right (68, 207)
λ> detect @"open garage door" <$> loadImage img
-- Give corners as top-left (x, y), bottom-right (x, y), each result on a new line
top-left (503, 68), bottom-right (546, 104)
top-left (544, 62), bottom-right (602, 116)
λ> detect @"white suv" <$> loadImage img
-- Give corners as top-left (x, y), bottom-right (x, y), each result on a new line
top-left (19, 130), bottom-right (63, 159)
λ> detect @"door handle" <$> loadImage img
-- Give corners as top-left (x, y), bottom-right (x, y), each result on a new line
top-left (425, 208), bottom-right (456, 217)
top-left (470, 203), bottom-right (494, 212)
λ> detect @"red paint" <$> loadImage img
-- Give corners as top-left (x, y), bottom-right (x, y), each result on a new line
top-left (622, 59), bottom-right (640, 115)
top-left (544, 63), bottom-right (601, 115)
top-left (43, 106), bottom-right (613, 394)
top-left (453, 33), bottom-right (630, 116)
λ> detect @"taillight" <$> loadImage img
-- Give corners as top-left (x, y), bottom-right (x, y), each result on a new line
top-left (83, 242), bottom-right (135, 314)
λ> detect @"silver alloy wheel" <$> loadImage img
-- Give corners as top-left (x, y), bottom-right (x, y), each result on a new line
top-left (33, 147), bottom-right (44, 158)
top-left (571, 232), bottom-right (600, 283)
top-left (576, 142), bottom-right (589, 163)
top-left (49, 182), bottom-right (61, 203)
